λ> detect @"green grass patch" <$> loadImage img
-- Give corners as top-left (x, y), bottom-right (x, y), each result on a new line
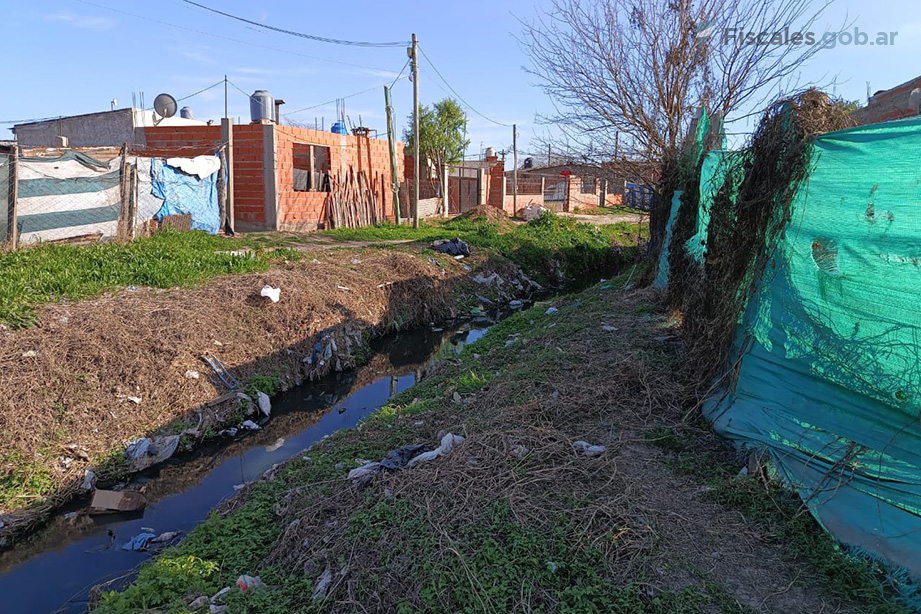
top-left (573, 205), bottom-right (649, 216)
top-left (0, 451), bottom-right (55, 508)
top-left (322, 213), bottom-right (647, 287)
top-left (0, 230), bottom-right (299, 328)
top-left (645, 426), bottom-right (912, 614)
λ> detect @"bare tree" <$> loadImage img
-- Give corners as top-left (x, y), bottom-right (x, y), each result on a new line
top-left (521, 0), bottom-right (837, 169)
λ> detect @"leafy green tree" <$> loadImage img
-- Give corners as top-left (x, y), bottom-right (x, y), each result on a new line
top-left (404, 98), bottom-right (470, 213)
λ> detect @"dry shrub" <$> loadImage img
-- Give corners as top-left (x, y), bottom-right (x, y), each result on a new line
top-left (671, 89), bottom-right (856, 395)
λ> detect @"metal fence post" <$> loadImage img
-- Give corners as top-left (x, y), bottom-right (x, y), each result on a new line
top-left (7, 145), bottom-right (18, 249)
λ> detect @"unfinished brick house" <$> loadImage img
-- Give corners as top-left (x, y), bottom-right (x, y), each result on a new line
top-left (852, 75), bottom-right (921, 125)
top-left (143, 123), bottom-right (401, 232)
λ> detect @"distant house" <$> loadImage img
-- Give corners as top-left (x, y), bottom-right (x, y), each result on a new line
top-left (12, 108), bottom-right (207, 148)
top-left (517, 161), bottom-right (658, 211)
top-left (852, 75), bottom-right (921, 125)
top-left (11, 103), bottom-right (402, 234)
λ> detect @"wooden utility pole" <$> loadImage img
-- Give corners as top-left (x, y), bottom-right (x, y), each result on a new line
top-left (512, 124), bottom-right (518, 213)
top-left (384, 86), bottom-right (401, 224)
top-left (224, 75), bottom-right (229, 120)
top-left (7, 144), bottom-right (18, 248)
top-left (411, 33), bottom-right (420, 229)
top-left (221, 117), bottom-right (235, 235)
top-left (118, 143), bottom-right (130, 241)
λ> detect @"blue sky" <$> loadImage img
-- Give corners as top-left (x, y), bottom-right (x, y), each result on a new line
top-left (2, 0), bottom-right (918, 157)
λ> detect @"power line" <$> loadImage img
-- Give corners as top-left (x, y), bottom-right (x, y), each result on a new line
top-left (178, 0), bottom-right (410, 48)
top-left (417, 45), bottom-right (511, 127)
top-left (283, 77), bottom-right (409, 117)
top-left (390, 59), bottom-right (411, 90)
top-left (74, 0), bottom-right (397, 73)
top-left (0, 80), bottom-right (227, 125)
top-left (176, 80), bottom-right (225, 103)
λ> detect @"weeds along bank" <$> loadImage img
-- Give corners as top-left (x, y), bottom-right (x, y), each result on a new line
top-left (92, 275), bottom-right (905, 614)
top-left (0, 213), bottom-right (640, 548)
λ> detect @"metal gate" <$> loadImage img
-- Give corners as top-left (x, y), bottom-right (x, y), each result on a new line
top-left (451, 166), bottom-right (480, 214)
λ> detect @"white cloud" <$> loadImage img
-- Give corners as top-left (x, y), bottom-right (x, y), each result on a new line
top-left (176, 46), bottom-right (217, 65)
top-left (45, 11), bottom-right (115, 31)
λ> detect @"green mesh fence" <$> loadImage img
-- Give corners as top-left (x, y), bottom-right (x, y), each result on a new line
top-left (695, 116), bottom-right (921, 587)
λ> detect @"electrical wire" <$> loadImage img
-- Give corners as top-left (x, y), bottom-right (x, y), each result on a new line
top-left (283, 77), bottom-right (409, 117)
top-left (389, 59), bottom-right (411, 90)
top-left (74, 0), bottom-right (398, 73)
top-left (417, 45), bottom-right (511, 127)
top-left (175, 80), bottom-right (225, 103)
top-left (1, 80), bottom-right (226, 125)
top-left (178, 0), bottom-right (410, 47)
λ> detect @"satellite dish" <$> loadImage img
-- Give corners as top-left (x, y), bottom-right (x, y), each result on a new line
top-left (153, 93), bottom-right (177, 118)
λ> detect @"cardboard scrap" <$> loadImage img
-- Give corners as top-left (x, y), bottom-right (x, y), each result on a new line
top-left (88, 490), bottom-right (147, 514)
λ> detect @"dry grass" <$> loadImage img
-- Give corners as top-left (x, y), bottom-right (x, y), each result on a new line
top-left (0, 247), bottom-right (519, 535)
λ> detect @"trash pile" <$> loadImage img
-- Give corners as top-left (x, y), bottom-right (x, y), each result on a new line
top-left (347, 432), bottom-right (466, 489)
top-left (430, 238), bottom-right (471, 257)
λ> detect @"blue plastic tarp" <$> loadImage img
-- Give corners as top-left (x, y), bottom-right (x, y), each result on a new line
top-left (150, 158), bottom-right (220, 234)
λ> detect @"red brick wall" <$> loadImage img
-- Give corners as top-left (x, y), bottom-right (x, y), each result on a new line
top-left (141, 126), bottom-right (222, 157)
top-left (486, 159), bottom-right (505, 209)
top-left (143, 124), bottom-right (268, 227)
top-left (274, 126), bottom-right (403, 230)
top-left (231, 124), bottom-right (268, 227)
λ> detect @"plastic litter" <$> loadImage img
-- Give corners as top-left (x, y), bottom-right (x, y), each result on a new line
top-left (601, 324), bottom-right (618, 332)
top-left (430, 237), bottom-right (470, 257)
top-left (126, 396), bottom-right (142, 404)
top-left (470, 307), bottom-right (482, 316)
top-left (125, 435), bottom-right (180, 472)
top-left (521, 204), bottom-right (548, 222)
top-left (312, 567), bottom-right (333, 600)
top-left (240, 420), bottom-right (260, 430)
top-left (511, 444), bottom-right (529, 460)
top-left (151, 530), bottom-right (181, 543)
top-left (545, 307), bottom-right (559, 315)
top-left (257, 391), bottom-right (272, 417)
top-left (185, 370), bottom-right (200, 379)
top-left (573, 441), bottom-right (606, 457)
top-left (509, 300), bottom-right (523, 309)
top-left (22, 350), bottom-right (38, 358)
top-left (121, 532), bottom-right (156, 551)
top-left (406, 433), bottom-right (465, 468)
top-left (188, 595), bottom-right (210, 611)
top-left (236, 575), bottom-right (265, 592)
top-left (212, 587), bottom-right (231, 602)
top-left (210, 606), bottom-right (227, 614)
top-left (125, 438), bottom-right (151, 460)
top-left (472, 272), bottom-right (501, 286)
top-left (477, 295), bottom-right (494, 305)
top-left (81, 469), bottom-right (96, 491)
top-left (260, 285), bottom-right (280, 302)
top-left (347, 434), bottom-right (465, 486)
top-left (380, 444), bottom-right (431, 470)
top-left (266, 438), bottom-right (285, 452)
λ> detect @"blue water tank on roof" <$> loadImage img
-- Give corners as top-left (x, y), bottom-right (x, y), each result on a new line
top-left (331, 121), bottom-right (348, 135)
